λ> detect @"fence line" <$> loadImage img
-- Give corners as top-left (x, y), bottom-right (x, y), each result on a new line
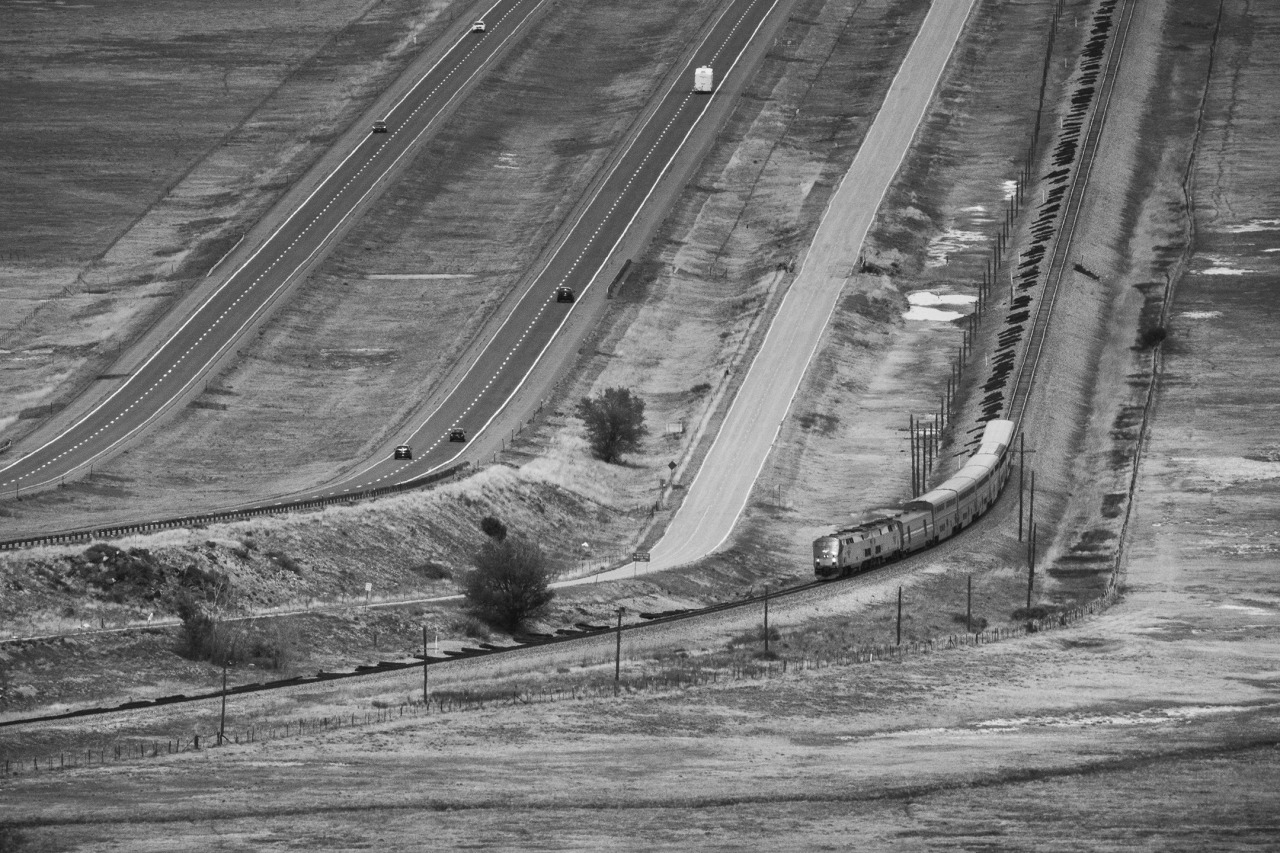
top-left (3, 582), bottom-right (1120, 778)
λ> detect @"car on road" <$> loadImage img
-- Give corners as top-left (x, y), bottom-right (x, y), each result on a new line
top-left (372, 121), bottom-right (388, 134)
top-left (471, 20), bottom-right (485, 33)
top-left (555, 286), bottom-right (575, 303)
top-left (394, 445), bottom-right (413, 459)
top-left (448, 428), bottom-right (467, 443)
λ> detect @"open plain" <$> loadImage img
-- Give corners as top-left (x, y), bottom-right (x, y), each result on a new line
top-left (3, 0), bottom-right (1280, 848)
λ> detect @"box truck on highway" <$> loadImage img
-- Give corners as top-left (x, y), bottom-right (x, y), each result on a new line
top-left (694, 66), bottom-right (714, 93)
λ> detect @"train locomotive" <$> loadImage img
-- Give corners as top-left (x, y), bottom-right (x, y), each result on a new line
top-left (813, 419), bottom-right (1015, 579)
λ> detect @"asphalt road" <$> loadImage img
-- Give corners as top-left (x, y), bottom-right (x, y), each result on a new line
top-left (593, 0), bottom-right (981, 580)
top-left (273, 0), bottom-right (789, 503)
top-left (0, 0), bottom-right (547, 499)
top-left (0, 0), bottom-right (788, 521)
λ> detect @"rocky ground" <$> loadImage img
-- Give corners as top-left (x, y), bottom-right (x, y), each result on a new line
top-left (3, 0), bottom-right (1280, 847)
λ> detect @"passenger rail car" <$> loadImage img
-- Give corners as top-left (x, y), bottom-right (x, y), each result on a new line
top-left (813, 419), bottom-right (1015, 579)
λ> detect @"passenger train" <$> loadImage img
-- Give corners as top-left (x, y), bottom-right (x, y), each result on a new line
top-left (813, 419), bottom-right (1015, 579)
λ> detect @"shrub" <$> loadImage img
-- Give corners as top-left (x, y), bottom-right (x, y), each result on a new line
top-left (266, 550), bottom-right (303, 575)
top-left (177, 563), bottom-right (234, 601)
top-left (68, 544), bottom-right (165, 603)
top-left (951, 613), bottom-right (989, 632)
top-left (689, 382), bottom-right (712, 395)
top-left (463, 537), bottom-right (554, 631)
top-left (479, 515), bottom-right (508, 541)
top-left (1136, 325), bottom-right (1167, 349)
top-left (174, 591), bottom-right (236, 664)
top-left (728, 625), bottom-right (780, 647)
top-left (1012, 605), bottom-right (1056, 622)
top-left (459, 615), bottom-right (492, 641)
top-left (244, 620), bottom-right (301, 672)
top-left (576, 387), bottom-right (648, 464)
top-left (173, 574), bottom-right (238, 663)
top-left (410, 561), bottom-right (452, 581)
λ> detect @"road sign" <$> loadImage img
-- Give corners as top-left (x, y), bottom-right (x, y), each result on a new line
top-left (632, 552), bottom-right (651, 562)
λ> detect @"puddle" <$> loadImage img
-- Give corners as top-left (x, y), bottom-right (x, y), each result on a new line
top-left (1200, 257), bottom-right (1252, 275)
top-left (925, 228), bottom-right (986, 267)
top-left (904, 291), bottom-right (975, 322)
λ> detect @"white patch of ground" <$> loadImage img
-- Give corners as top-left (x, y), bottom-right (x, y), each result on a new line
top-left (1179, 310), bottom-right (1221, 319)
top-left (1169, 455), bottom-right (1280, 490)
top-left (1200, 256), bottom-right (1253, 274)
top-left (1221, 217), bottom-right (1280, 232)
top-left (924, 226), bottom-right (986, 267)
top-left (969, 704), bottom-right (1276, 732)
top-left (903, 290), bottom-right (975, 321)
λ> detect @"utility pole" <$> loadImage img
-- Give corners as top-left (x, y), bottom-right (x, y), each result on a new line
top-left (1027, 524), bottom-right (1038, 609)
top-left (1019, 433), bottom-right (1025, 541)
top-left (763, 586), bottom-right (770, 654)
top-left (1017, 435), bottom-right (1037, 542)
top-left (924, 421), bottom-right (933, 483)
top-left (1029, 470), bottom-right (1036, 564)
top-left (909, 414), bottom-right (917, 496)
top-left (422, 626), bottom-right (429, 707)
top-left (966, 575), bottom-right (972, 634)
top-left (218, 663), bottom-right (228, 747)
top-left (896, 586), bottom-right (903, 647)
top-left (614, 607), bottom-right (625, 695)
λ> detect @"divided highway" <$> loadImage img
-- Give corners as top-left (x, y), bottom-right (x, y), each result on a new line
top-left (317, 0), bottom-right (787, 502)
top-left (2, 0), bottom-right (789, 523)
top-left (0, 0), bottom-right (550, 499)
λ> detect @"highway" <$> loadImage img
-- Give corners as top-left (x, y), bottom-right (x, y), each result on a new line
top-left (591, 0), bottom-right (981, 581)
top-left (245, 0), bottom-right (788, 503)
top-left (1, 0), bottom-right (789, 519)
top-left (0, 0), bottom-right (550, 499)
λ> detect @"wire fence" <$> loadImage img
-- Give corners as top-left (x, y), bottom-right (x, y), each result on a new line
top-left (2, 578), bottom-right (1120, 778)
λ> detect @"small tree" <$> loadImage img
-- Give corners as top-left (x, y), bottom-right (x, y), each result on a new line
top-left (479, 515), bottom-right (508, 541)
top-left (464, 536), bottom-right (554, 631)
top-left (577, 387), bottom-right (648, 463)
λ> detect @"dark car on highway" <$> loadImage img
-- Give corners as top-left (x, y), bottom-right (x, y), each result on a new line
top-left (394, 445), bottom-right (412, 459)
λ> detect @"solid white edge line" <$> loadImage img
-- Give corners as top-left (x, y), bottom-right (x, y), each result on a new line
top-left (3, 0), bottom-right (553, 493)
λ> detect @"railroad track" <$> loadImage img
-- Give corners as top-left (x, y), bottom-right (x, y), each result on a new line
top-left (1006, 0), bottom-right (1136, 428)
